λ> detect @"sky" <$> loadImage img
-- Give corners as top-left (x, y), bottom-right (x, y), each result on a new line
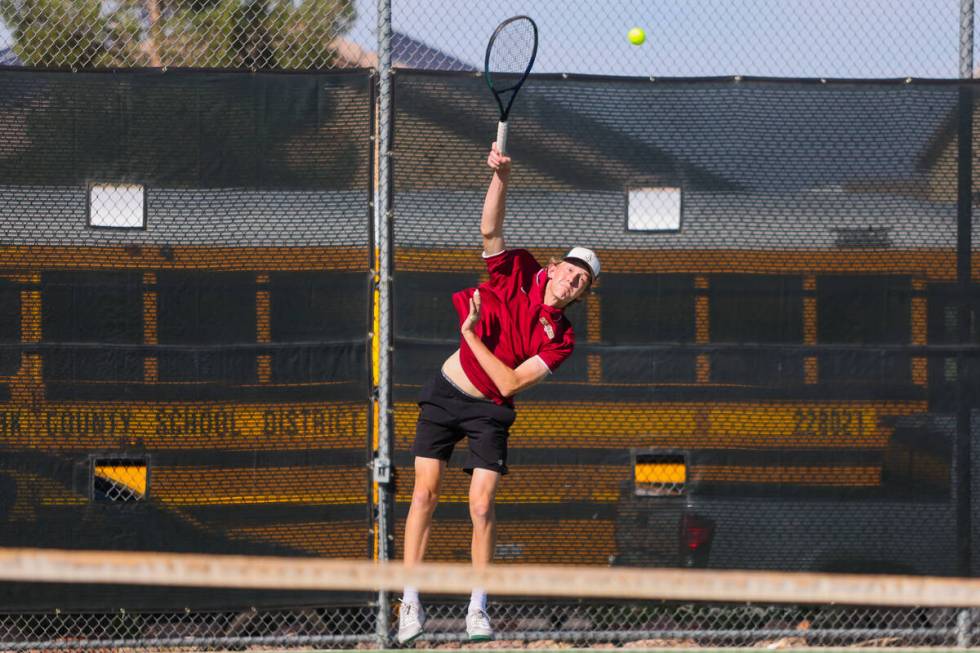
top-left (345, 0), bottom-right (970, 79)
top-left (0, 0), bottom-right (972, 78)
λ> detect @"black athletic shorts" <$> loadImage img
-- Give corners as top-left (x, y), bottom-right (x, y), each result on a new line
top-left (411, 372), bottom-right (517, 475)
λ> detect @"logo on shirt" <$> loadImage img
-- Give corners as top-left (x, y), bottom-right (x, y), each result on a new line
top-left (539, 316), bottom-right (555, 340)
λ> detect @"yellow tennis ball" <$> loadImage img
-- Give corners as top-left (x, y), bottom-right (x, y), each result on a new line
top-left (628, 27), bottom-right (646, 45)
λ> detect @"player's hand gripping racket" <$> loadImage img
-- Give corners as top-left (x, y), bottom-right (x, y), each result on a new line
top-left (484, 15), bottom-right (538, 155)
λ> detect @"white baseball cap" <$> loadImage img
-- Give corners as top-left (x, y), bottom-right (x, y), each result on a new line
top-left (564, 246), bottom-right (600, 280)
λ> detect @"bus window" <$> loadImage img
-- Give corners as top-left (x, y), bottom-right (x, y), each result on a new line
top-left (600, 274), bottom-right (696, 383)
top-left (269, 271), bottom-right (367, 383)
top-left (42, 271), bottom-right (143, 382)
top-left (710, 275), bottom-right (804, 386)
top-left (394, 272), bottom-right (477, 340)
top-left (393, 271), bottom-right (478, 386)
top-left (817, 275), bottom-right (911, 387)
top-left (555, 297), bottom-right (590, 384)
top-left (0, 279), bottom-right (19, 377)
top-left (927, 283), bottom-right (980, 406)
top-left (156, 271), bottom-right (256, 384)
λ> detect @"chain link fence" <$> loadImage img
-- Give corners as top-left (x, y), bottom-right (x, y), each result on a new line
top-left (383, 0), bottom-right (973, 78)
top-left (405, 601), bottom-right (978, 649)
top-left (3, 1), bottom-right (980, 651)
top-left (0, 0), bottom-right (357, 70)
top-left (0, 605), bottom-right (380, 650)
top-left (1, 601), bottom-right (977, 649)
top-left (0, 1), bottom-right (977, 77)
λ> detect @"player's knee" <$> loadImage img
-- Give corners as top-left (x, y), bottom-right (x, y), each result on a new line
top-left (468, 497), bottom-right (494, 524)
top-left (411, 485), bottom-right (440, 512)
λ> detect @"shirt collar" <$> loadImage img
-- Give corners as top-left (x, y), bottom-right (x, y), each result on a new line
top-left (532, 268), bottom-right (564, 319)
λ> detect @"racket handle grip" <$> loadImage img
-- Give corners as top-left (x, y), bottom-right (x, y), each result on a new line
top-left (496, 121), bottom-right (509, 156)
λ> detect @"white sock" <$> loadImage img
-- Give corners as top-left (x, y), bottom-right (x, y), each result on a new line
top-left (469, 588), bottom-right (487, 612)
top-left (403, 586), bottom-right (419, 605)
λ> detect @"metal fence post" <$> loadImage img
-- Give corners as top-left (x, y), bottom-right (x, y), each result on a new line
top-left (375, 0), bottom-right (394, 647)
top-left (956, 1), bottom-right (975, 648)
top-left (961, 0), bottom-right (975, 79)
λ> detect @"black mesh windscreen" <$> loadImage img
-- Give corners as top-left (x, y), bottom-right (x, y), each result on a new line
top-left (0, 68), bottom-right (374, 610)
top-left (390, 71), bottom-right (977, 577)
top-left (4, 66), bottom-right (980, 616)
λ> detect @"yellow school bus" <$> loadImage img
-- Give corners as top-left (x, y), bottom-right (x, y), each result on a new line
top-left (0, 241), bottom-right (375, 571)
top-left (389, 243), bottom-right (964, 574)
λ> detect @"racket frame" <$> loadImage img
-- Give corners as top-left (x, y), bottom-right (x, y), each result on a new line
top-left (484, 15), bottom-right (538, 155)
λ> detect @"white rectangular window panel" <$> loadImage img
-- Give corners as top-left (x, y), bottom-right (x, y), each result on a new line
top-left (628, 186), bottom-right (682, 232)
top-left (89, 183), bottom-right (146, 228)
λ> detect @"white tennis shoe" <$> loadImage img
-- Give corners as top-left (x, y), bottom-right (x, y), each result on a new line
top-left (466, 607), bottom-right (493, 641)
top-left (397, 600), bottom-right (425, 644)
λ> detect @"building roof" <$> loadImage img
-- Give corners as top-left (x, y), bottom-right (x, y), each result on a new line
top-left (390, 32), bottom-right (474, 71)
top-left (330, 31), bottom-right (474, 71)
top-left (0, 47), bottom-right (21, 66)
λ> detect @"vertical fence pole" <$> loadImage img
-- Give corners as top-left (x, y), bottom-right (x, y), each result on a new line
top-left (375, 0), bottom-right (394, 646)
top-left (957, 1), bottom-right (975, 648)
top-left (962, 0), bottom-right (975, 79)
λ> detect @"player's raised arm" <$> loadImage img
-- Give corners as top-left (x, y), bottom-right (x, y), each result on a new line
top-left (480, 144), bottom-right (511, 256)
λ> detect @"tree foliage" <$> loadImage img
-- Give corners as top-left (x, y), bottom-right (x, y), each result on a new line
top-left (0, 0), bottom-right (357, 69)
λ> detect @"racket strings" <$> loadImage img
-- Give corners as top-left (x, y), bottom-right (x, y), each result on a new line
top-left (488, 19), bottom-right (536, 80)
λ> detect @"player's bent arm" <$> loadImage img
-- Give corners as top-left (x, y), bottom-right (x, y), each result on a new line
top-left (462, 331), bottom-right (550, 397)
top-left (481, 147), bottom-right (511, 256)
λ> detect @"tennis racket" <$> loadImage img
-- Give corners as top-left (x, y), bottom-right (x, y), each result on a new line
top-left (484, 15), bottom-right (538, 155)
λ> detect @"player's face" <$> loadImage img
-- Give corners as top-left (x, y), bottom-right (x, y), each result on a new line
top-left (547, 261), bottom-right (591, 305)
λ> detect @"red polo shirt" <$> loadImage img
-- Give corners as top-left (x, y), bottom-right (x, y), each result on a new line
top-left (451, 249), bottom-right (575, 406)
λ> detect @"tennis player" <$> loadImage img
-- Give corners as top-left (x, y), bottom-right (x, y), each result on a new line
top-left (397, 143), bottom-right (600, 644)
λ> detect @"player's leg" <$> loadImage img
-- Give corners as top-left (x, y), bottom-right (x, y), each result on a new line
top-left (404, 456), bottom-right (446, 566)
top-left (398, 456), bottom-right (446, 644)
top-left (460, 400), bottom-right (514, 642)
top-left (398, 374), bottom-right (465, 644)
top-left (468, 467), bottom-right (500, 567)
top-left (465, 467), bottom-right (500, 641)
top-left (461, 411), bottom-right (511, 572)
top-left (404, 373), bottom-right (466, 568)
